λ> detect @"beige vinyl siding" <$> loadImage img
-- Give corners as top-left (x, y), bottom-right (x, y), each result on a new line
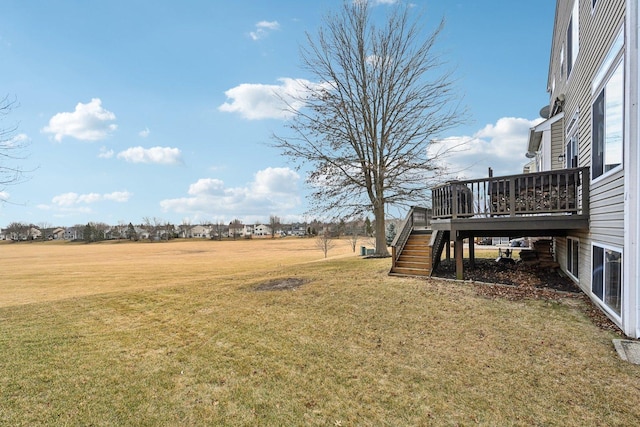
top-left (576, 5), bottom-right (625, 230)
top-left (546, 0), bottom-right (626, 303)
top-left (590, 173), bottom-right (625, 247)
top-left (550, 119), bottom-right (565, 170)
top-left (556, 233), bottom-right (590, 293)
top-left (575, 0), bottom-right (625, 174)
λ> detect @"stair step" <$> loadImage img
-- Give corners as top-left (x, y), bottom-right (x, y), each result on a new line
top-left (396, 263), bottom-right (430, 270)
top-left (400, 254), bottom-right (430, 260)
top-left (390, 267), bottom-right (430, 277)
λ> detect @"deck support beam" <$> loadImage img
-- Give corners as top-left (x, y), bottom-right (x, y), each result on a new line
top-left (455, 237), bottom-right (464, 280)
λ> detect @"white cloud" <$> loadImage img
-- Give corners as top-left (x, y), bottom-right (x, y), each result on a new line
top-left (431, 117), bottom-right (544, 179)
top-left (117, 146), bottom-right (183, 165)
top-left (219, 77), bottom-right (325, 120)
top-left (103, 191), bottom-right (132, 202)
top-left (51, 191), bottom-right (132, 207)
top-left (42, 98), bottom-right (117, 142)
top-left (160, 167), bottom-right (301, 219)
top-left (188, 178), bottom-right (225, 196)
top-left (139, 127), bottom-right (150, 138)
top-left (98, 146), bottom-right (114, 159)
top-left (0, 191), bottom-right (9, 201)
top-left (6, 133), bottom-right (29, 146)
top-left (249, 20), bottom-right (280, 40)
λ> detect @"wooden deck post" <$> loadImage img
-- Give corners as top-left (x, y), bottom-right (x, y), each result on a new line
top-left (469, 235), bottom-right (475, 269)
top-left (455, 238), bottom-right (464, 280)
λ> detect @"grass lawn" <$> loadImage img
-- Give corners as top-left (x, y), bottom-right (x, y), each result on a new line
top-left (0, 238), bottom-right (639, 426)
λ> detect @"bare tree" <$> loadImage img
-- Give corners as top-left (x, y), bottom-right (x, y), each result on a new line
top-left (214, 220), bottom-right (225, 240)
top-left (5, 221), bottom-right (28, 241)
top-left (273, 1), bottom-right (466, 256)
top-left (163, 221), bottom-right (174, 240)
top-left (37, 222), bottom-right (52, 240)
top-left (1, 95), bottom-right (29, 192)
top-left (269, 214), bottom-right (281, 238)
top-left (229, 219), bottom-right (242, 240)
top-left (143, 217), bottom-right (164, 241)
top-left (315, 228), bottom-right (336, 258)
top-left (348, 229), bottom-right (360, 253)
top-left (181, 218), bottom-right (192, 238)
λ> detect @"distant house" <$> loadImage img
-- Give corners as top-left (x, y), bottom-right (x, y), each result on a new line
top-left (253, 224), bottom-right (272, 237)
top-left (51, 228), bottom-right (65, 240)
top-left (190, 225), bottom-right (211, 238)
top-left (135, 226), bottom-right (150, 240)
top-left (29, 227), bottom-right (42, 240)
top-left (229, 223), bottom-right (253, 238)
top-left (105, 225), bottom-right (128, 240)
top-left (289, 223), bottom-right (307, 237)
top-left (64, 227), bottom-right (83, 241)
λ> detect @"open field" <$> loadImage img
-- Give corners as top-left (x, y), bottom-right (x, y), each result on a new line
top-left (0, 238), bottom-right (357, 308)
top-left (1, 238), bottom-right (639, 425)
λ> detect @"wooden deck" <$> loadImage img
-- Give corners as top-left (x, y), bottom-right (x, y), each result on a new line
top-left (390, 168), bottom-right (590, 279)
top-left (430, 168), bottom-right (589, 280)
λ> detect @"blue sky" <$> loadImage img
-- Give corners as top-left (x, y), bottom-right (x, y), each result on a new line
top-left (0, 0), bottom-right (554, 227)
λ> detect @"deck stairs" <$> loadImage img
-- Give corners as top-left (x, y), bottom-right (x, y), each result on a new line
top-left (390, 230), bottom-right (432, 277)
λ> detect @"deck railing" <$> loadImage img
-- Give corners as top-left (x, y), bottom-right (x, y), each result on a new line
top-left (432, 167), bottom-right (589, 220)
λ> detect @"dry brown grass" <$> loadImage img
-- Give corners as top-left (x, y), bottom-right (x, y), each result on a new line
top-left (0, 237), bottom-right (355, 307)
top-left (1, 238), bottom-right (639, 426)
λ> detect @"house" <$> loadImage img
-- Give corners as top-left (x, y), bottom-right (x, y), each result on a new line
top-left (190, 225), bottom-right (211, 238)
top-left (64, 227), bottom-right (83, 241)
top-left (392, 0), bottom-right (640, 338)
top-left (253, 224), bottom-right (272, 237)
top-left (48, 227), bottom-right (65, 240)
top-left (530, 0), bottom-right (638, 338)
top-left (289, 223), bottom-right (307, 237)
top-left (228, 222), bottom-right (253, 238)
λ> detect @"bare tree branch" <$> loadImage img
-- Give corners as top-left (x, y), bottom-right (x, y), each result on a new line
top-left (0, 95), bottom-right (30, 193)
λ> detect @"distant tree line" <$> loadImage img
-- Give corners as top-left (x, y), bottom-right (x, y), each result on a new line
top-left (1, 215), bottom-right (400, 245)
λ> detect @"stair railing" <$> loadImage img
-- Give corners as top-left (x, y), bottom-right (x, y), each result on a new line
top-left (391, 206), bottom-right (431, 268)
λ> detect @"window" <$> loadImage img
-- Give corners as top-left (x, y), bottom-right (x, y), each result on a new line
top-left (592, 60), bottom-right (623, 179)
top-left (592, 245), bottom-right (622, 317)
top-left (567, 0), bottom-right (579, 76)
top-left (565, 111), bottom-right (579, 169)
top-left (566, 136), bottom-right (578, 168)
top-left (567, 237), bottom-right (579, 278)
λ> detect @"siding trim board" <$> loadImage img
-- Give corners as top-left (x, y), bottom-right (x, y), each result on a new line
top-left (623, 0), bottom-right (640, 338)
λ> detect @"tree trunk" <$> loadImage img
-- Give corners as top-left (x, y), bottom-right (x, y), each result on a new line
top-left (373, 203), bottom-right (389, 256)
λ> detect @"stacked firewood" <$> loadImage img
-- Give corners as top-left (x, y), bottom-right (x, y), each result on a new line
top-left (519, 239), bottom-right (559, 269)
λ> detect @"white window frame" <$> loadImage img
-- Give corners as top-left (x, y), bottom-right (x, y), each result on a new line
top-left (566, 135), bottom-right (578, 168)
top-left (591, 57), bottom-right (624, 181)
top-left (591, 243), bottom-right (623, 319)
top-left (567, 237), bottom-right (579, 280)
top-left (565, 111), bottom-right (579, 169)
top-left (567, 0), bottom-right (579, 77)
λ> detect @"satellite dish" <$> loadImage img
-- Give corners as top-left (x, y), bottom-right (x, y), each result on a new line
top-left (539, 105), bottom-right (550, 119)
